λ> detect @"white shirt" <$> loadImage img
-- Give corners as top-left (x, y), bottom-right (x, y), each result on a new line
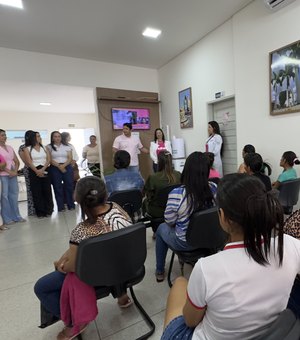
top-left (188, 235), bottom-right (300, 340)
top-left (47, 144), bottom-right (71, 163)
top-left (28, 146), bottom-right (47, 167)
top-left (113, 134), bottom-right (143, 166)
top-left (149, 140), bottom-right (172, 164)
top-left (82, 144), bottom-right (100, 163)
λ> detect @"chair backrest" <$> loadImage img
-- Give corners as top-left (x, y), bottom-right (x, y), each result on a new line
top-left (76, 222), bottom-right (146, 287)
top-left (278, 178), bottom-right (300, 208)
top-left (108, 189), bottom-right (143, 219)
top-left (186, 207), bottom-right (228, 250)
top-left (155, 184), bottom-right (181, 208)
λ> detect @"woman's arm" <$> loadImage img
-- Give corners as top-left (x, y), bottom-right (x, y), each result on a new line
top-left (61, 150), bottom-right (72, 169)
top-left (209, 135), bottom-right (222, 156)
top-left (164, 189), bottom-right (182, 225)
top-left (183, 298), bottom-right (206, 328)
top-left (54, 244), bottom-right (78, 273)
top-left (149, 142), bottom-right (157, 163)
top-left (272, 180), bottom-right (280, 189)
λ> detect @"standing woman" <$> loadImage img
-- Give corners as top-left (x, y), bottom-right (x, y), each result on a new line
top-left (205, 121), bottom-right (223, 177)
top-left (150, 128), bottom-right (172, 173)
top-left (23, 132), bottom-right (53, 218)
top-left (47, 131), bottom-right (75, 212)
top-left (0, 129), bottom-right (25, 226)
top-left (18, 130), bottom-right (36, 216)
top-left (82, 135), bottom-right (101, 177)
top-left (61, 132), bottom-right (80, 184)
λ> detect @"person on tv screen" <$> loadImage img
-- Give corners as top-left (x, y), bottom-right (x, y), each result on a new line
top-left (112, 123), bottom-right (148, 172)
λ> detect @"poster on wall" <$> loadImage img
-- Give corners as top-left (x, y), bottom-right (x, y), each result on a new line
top-left (270, 40), bottom-right (300, 115)
top-left (179, 87), bottom-right (193, 128)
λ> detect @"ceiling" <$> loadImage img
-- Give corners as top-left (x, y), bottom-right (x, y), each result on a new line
top-left (0, 0), bottom-right (254, 114)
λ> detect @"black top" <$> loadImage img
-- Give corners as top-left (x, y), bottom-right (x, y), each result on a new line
top-left (254, 173), bottom-right (272, 191)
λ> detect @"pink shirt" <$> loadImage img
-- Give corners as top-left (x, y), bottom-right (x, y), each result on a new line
top-left (113, 134), bottom-right (143, 166)
top-left (0, 145), bottom-right (15, 176)
top-left (209, 168), bottom-right (220, 179)
top-left (156, 141), bottom-right (166, 156)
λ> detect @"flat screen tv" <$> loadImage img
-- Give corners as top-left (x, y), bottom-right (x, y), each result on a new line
top-left (112, 108), bottom-right (150, 130)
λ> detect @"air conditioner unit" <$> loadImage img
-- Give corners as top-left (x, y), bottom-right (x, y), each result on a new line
top-left (264, 0), bottom-right (296, 11)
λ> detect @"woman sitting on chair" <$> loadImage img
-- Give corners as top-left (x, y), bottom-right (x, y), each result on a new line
top-left (272, 151), bottom-right (299, 189)
top-left (155, 152), bottom-right (217, 282)
top-left (161, 174), bottom-right (300, 340)
top-left (34, 176), bottom-right (132, 340)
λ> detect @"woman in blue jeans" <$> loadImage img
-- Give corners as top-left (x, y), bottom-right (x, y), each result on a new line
top-left (155, 152), bottom-right (217, 282)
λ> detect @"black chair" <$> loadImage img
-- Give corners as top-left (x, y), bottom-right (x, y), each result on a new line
top-left (145, 184), bottom-right (180, 232)
top-left (167, 207), bottom-right (228, 287)
top-left (278, 178), bottom-right (300, 215)
top-left (76, 222), bottom-right (155, 340)
top-left (109, 189), bottom-right (143, 221)
top-left (254, 309), bottom-right (300, 340)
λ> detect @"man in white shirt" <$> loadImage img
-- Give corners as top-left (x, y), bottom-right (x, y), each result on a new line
top-left (112, 123), bottom-right (148, 171)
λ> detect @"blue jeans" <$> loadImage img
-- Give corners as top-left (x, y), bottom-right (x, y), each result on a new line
top-left (161, 315), bottom-right (194, 340)
top-left (0, 175), bottom-right (22, 224)
top-left (34, 271), bottom-right (66, 318)
top-left (48, 165), bottom-right (75, 211)
top-left (155, 223), bottom-right (192, 274)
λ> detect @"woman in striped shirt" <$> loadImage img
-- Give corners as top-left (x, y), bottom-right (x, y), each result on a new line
top-left (155, 152), bottom-right (217, 282)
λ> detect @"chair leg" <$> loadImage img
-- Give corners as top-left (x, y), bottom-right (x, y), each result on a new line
top-left (178, 257), bottom-right (184, 276)
top-left (167, 251), bottom-right (175, 288)
top-left (129, 286), bottom-right (155, 340)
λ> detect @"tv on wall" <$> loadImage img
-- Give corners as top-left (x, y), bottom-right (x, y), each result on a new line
top-left (111, 108), bottom-right (150, 130)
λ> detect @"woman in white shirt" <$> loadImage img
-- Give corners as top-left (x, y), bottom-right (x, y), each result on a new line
top-left (161, 174), bottom-right (300, 340)
top-left (150, 128), bottom-right (172, 172)
top-left (205, 121), bottom-right (223, 177)
top-left (23, 132), bottom-right (53, 218)
top-left (47, 131), bottom-right (74, 212)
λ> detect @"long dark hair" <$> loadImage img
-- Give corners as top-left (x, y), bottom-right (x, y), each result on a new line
top-left (217, 173), bottom-right (284, 265)
top-left (154, 128), bottom-right (165, 142)
top-left (50, 131), bottom-right (61, 151)
top-left (244, 153), bottom-right (272, 175)
top-left (157, 151), bottom-right (176, 183)
top-left (24, 130), bottom-right (35, 147)
top-left (75, 176), bottom-right (107, 224)
top-left (282, 151), bottom-right (300, 167)
top-left (243, 144), bottom-right (255, 155)
top-left (181, 151), bottom-right (214, 211)
top-left (208, 121), bottom-right (223, 156)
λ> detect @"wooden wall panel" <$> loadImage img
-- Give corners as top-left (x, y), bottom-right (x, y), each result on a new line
top-left (97, 87), bottom-right (160, 180)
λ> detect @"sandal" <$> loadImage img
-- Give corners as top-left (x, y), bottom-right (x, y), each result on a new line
top-left (57, 324), bottom-right (88, 340)
top-left (155, 272), bottom-right (165, 283)
top-left (118, 297), bottom-right (133, 308)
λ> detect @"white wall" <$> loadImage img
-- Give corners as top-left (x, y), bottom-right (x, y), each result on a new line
top-left (158, 0), bottom-right (300, 182)
top-left (158, 20), bottom-right (235, 157)
top-left (0, 47), bottom-right (158, 91)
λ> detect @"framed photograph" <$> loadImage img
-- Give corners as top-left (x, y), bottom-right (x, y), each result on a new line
top-left (270, 40), bottom-right (300, 115)
top-left (179, 87), bottom-right (193, 128)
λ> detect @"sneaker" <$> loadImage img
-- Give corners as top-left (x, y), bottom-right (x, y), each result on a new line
top-left (155, 272), bottom-right (165, 283)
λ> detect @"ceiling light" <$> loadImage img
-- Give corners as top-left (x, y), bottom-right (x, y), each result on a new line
top-left (0, 0), bottom-right (23, 9)
top-left (40, 102), bottom-right (52, 106)
top-left (142, 27), bottom-right (161, 39)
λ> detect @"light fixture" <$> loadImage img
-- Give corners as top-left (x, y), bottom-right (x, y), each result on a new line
top-left (40, 102), bottom-right (52, 106)
top-left (0, 0), bottom-right (23, 9)
top-left (142, 27), bottom-right (161, 39)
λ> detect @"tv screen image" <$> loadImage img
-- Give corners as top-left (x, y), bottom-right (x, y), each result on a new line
top-left (112, 108), bottom-right (150, 130)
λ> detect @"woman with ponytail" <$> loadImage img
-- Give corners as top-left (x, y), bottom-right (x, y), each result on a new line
top-left (161, 174), bottom-right (300, 340)
top-left (272, 151), bottom-right (299, 189)
top-left (34, 177), bottom-right (132, 339)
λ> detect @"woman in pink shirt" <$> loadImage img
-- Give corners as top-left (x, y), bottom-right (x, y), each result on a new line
top-left (0, 129), bottom-right (25, 227)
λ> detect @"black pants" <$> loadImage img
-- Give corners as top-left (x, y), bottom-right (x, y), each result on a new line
top-left (29, 167), bottom-right (54, 217)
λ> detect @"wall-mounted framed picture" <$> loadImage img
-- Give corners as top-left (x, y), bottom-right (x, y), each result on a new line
top-left (179, 87), bottom-right (193, 128)
top-left (270, 40), bottom-right (300, 115)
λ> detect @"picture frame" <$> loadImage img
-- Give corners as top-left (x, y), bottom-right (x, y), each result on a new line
top-left (179, 87), bottom-right (193, 128)
top-left (270, 40), bottom-right (300, 115)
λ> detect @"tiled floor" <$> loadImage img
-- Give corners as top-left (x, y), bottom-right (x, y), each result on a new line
top-left (0, 202), bottom-right (189, 340)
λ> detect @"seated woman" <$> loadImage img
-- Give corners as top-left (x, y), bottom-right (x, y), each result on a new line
top-left (272, 151), bottom-right (300, 189)
top-left (155, 152), bottom-right (217, 282)
top-left (161, 174), bottom-right (300, 340)
top-left (104, 150), bottom-right (144, 196)
top-left (34, 176), bottom-right (132, 340)
top-left (143, 151), bottom-right (181, 219)
top-left (205, 152), bottom-right (220, 179)
top-left (244, 152), bottom-right (272, 191)
top-left (237, 144), bottom-right (255, 173)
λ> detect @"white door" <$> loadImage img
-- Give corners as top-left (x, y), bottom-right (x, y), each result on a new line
top-left (212, 98), bottom-right (237, 175)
